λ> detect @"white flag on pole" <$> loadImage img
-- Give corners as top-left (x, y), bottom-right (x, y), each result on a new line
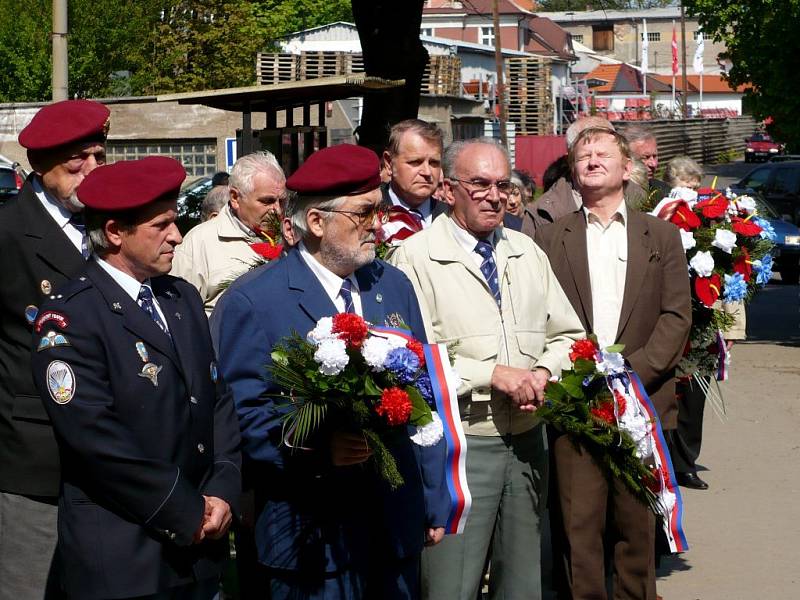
top-left (641, 19), bottom-right (649, 74)
top-left (693, 26), bottom-right (705, 74)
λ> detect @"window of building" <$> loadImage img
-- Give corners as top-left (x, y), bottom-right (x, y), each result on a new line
top-left (480, 25), bottom-right (495, 46)
top-left (420, 28), bottom-right (433, 37)
top-left (642, 31), bottom-right (661, 42)
top-left (106, 140), bottom-right (217, 177)
top-left (571, 33), bottom-right (584, 44)
top-left (592, 25), bottom-right (614, 51)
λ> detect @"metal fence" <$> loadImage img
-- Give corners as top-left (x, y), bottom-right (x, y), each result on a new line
top-left (613, 116), bottom-right (758, 166)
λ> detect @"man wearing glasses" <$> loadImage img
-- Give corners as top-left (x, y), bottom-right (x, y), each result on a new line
top-left (214, 144), bottom-right (448, 600)
top-left (389, 138), bottom-right (584, 600)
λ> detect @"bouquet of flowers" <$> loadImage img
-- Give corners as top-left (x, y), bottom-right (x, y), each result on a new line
top-left (648, 186), bottom-right (775, 379)
top-left (249, 212), bottom-right (284, 261)
top-left (537, 337), bottom-right (661, 511)
top-left (269, 313), bottom-right (446, 489)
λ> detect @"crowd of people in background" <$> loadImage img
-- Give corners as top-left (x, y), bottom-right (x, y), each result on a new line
top-left (0, 98), bottom-right (727, 600)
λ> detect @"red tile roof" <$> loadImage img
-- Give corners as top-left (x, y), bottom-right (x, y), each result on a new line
top-left (652, 74), bottom-right (748, 93)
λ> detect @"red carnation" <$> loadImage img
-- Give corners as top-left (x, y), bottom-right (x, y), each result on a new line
top-left (569, 339), bottom-right (598, 363)
top-left (406, 339), bottom-right (426, 367)
top-left (591, 391), bottom-right (627, 425)
top-left (733, 247), bottom-right (752, 281)
top-left (646, 467), bottom-right (664, 493)
top-left (694, 273), bottom-right (722, 308)
top-left (669, 203), bottom-right (701, 231)
top-left (695, 194), bottom-right (729, 219)
top-left (250, 242), bottom-right (283, 261)
top-left (375, 387), bottom-right (413, 426)
top-left (332, 313), bottom-right (369, 349)
top-left (731, 217), bottom-right (763, 238)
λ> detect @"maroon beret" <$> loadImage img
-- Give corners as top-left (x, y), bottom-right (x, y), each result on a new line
top-left (19, 99), bottom-right (110, 151)
top-left (77, 157), bottom-right (186, 211)
top-left (286, 144), bottom-right (381, 196)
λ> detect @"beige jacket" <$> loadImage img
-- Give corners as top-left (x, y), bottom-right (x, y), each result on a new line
top-left (170, 203), bottom-right (258, 316)
top-left (389, 216), bottom-right (585, 436)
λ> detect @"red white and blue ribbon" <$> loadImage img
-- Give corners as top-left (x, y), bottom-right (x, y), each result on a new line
top-left (423, 343), bottom-right (472, 535)
top-left (368, 324), bottom-right (417, 344)
top-left (626, 371), bottom-right (689, 553)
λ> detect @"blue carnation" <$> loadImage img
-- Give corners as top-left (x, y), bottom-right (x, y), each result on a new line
top-left (753, 253), bottom-right (774, 287)
top-left (385, 347), bottom-right (420, 384)
top-left (415, 372), bottom-right (435, 406)
top-left (753, 217), bottom-right (777, 241)
top-left (723, 272), bottom-right (748, 302)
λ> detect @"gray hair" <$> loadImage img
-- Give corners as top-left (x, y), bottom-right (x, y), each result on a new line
top-left (623, 125), bottom-right (657, 146)
top-left (229, 151), bottom-right (284, 196)
top-left (85, 208), bottom-right (136, 257)
top-left (628, 159), bottom-right (649, 190)
top-left (665, 155), bottom-right (703, 188)
top-left (442, 137), bottom-right (511, 179)
top-left (286, 194), bottom-right (346, 241)
top-left (200, 185), bottom-right (229, 221)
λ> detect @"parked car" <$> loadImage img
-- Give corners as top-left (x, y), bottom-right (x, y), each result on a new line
top-left (730, 179), bottom-right (800, 284)
top-left (0, 162), bottom-right (25, 204)
top-left (744, 133), bottom-right (784, 163)
top-left (733, 160), bottom-right (800, 225)
top-left (176, 176), bottom-right (212, 232)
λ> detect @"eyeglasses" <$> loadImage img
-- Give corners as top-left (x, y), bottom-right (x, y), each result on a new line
top-left (449, 177), bottom-right (517, 199)
top-left (316, 204), bottom-right (389, 226)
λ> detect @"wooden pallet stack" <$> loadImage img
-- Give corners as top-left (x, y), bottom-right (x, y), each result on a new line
top-left (421, 55), bottom-right (462, 97)
top-left (506, 56), bottom-right (553, 135)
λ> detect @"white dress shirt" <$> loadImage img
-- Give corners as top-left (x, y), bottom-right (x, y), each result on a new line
top-left (388, 186), bottom-right (433, 227)
top-left (95, 257), bottom-right (170, 332)
top-left (297, 243), bottom-right (363, 316)
top-left (449, 220), bottom-right (497, 270)
top-left (32, 177), bottom-right (86, 254)
top-left (583, 200), bottom-right (628, 349)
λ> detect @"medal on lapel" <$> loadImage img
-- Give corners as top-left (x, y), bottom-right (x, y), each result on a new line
top-left (135, 341), bottom-right (161, 387)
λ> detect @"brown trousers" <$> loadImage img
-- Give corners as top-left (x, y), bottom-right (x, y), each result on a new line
top-left (553, 435), bottom-right (657, 600)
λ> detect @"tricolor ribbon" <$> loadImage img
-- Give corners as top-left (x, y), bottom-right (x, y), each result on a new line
top-left (627, 371), bottom-right (689, 553)
top-left (423, 343), bottom-right (472, 535)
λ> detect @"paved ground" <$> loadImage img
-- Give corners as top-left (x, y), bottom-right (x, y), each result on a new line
top-left (655, 275), bottom-right (800, 599)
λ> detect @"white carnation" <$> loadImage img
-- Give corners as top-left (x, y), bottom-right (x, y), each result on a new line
top-left (619, 405), bottom-right (653, 459)
top-left (410, 412), bottom-right (444, 447)
top-left (711, 228), bottom-right (737, 254)
top-left (679, 229), bottom-right (696, 252)
top-left (595, 350), bottom-right (626, 376)
top-left (307, 317), bottom-right (335, 345)
top-left (735, 195), bottom-right (757, 214)
top-left (360, 335), bottom-right (392, 371)
top-left (689, 250), bottom-right (715, 276)
top-left (313, 338), bottom-right (349, 375)
top-left (669, 186), bottom-right (698, 206)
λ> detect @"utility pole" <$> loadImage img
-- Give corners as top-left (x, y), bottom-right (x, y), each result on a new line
top-left (680, 1), bottom-right (688, 119)
top-left (492, 0), bottom-right (507, 147)
top-left (52, 0), bottom-right (68, 101)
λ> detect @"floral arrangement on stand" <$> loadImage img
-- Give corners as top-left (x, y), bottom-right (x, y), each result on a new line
top-left (537, 337), bottom-right (688, 551)
top-left (647, 185), bottom-right (775, 379)
top-left (268, 313), bottom-right (447, 489)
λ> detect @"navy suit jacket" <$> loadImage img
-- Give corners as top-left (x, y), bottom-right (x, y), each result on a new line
top-left (30, 260), bottom-right (242, 599)
top-left (214, 249), bottom-right (449, 573)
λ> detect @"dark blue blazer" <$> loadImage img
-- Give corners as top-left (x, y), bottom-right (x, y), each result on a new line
top-left (213, 249), bottom-right (449, 573)
top-left (30, 260), bottom-right (242, 599)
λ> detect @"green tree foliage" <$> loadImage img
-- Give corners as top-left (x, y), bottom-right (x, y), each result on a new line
top-left (684, 0), bottom-right (800, 149)
top-left (0, 0), bottom-right (353, 101)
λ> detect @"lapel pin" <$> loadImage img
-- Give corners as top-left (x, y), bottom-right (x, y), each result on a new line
top-left (135, 341), bottom-right (149, 363)
top-left (174, 312), bottom-right (182, 320)
top-left (112, 302), bottom-right (122, 311)
top-left (40, 280), bottom-right (52, 295)
top-left (138, 362), bottom-right (162, 387)
top-left (25, 305), bottom-right (39, 325)
top-left (376, 293), bottom-right (383, 304)
top-left (165, 290), bottom-right (176, 299)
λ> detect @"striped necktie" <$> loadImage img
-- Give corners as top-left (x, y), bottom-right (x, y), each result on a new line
top-left (339, 279), bottom-right (355, 314)
top-left (474, 239), bottom-right (501, 307)
top-left (137, 285), bottom-right (170, 337)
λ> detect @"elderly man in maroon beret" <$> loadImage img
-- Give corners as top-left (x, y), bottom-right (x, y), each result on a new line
top-left (0, 98), bottom-right (109, 599)
top-left (30, 156), bottom-right (241, 600)
top-left (213, 144), bottom-right (449, 600)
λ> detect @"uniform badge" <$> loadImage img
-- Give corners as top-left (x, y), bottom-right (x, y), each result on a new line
top-left (37, 330), bottom-right (71, 352)
top-left (210, 361), bottom-right (218, 383)
top-left (112, 302), bottom-right (122, 311)
top-left (138, 362), bottom-right (162, 387)
top-left (25, 305), bottom-right (39, 325)
top-left (35, 310), bottom-right (69, 333)
top-left (174, 312), bottom-right (182, 320)
top-left (165, 290), bottom-right (176, 299)
top-left (46, 360), bottom-right (76, 404)
top-left (40, 280), bottom-right (52, 295)
top-left (376, 293), bottom-right (383, 303)
top-left (135, 341), bottom-right (149, 363)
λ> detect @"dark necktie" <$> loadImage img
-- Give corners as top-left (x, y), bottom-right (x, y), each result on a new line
top-left (408, 208), bottom-right (424, 227)
top-left (69, 212), bottom-right (89, 259)
top-left (474, 239), bottom-right (501, 307)
top-left (137, 285), bottom-right (170, 337)
top-left (339, 279), bottom-right (355, 314)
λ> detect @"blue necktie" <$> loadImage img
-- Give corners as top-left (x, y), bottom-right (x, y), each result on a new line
top-left (137, 285), bottom-right (170, 337)
top-left (474, 239), bottom-right (501, 307)
top-left (339, 279), bottom-right (355, 314)
top-left (69, 213), bottom-right (89, 259)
